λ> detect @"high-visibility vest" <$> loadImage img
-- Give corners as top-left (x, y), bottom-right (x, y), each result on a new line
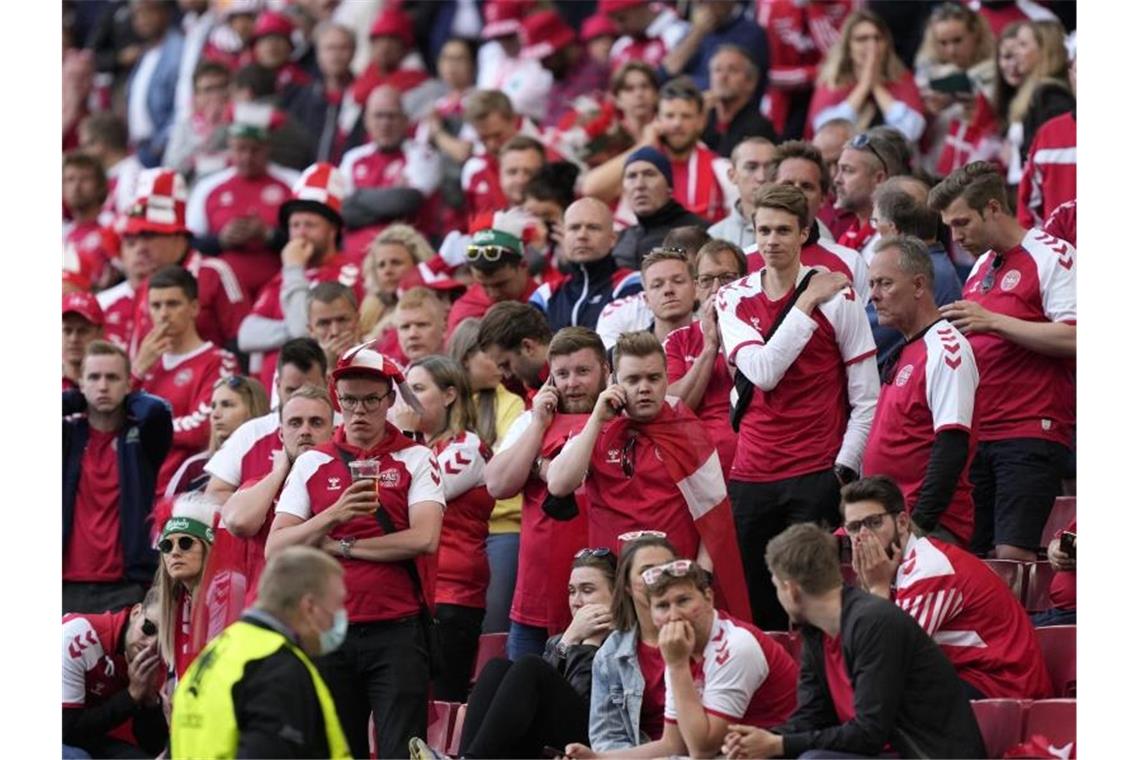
top-left (170, 620), bottom-right (350, 759)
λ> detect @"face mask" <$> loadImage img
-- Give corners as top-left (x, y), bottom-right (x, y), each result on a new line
top-left (318, 608), bottom-right (348, 655)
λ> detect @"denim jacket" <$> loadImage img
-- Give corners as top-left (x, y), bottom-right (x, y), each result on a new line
top-left (588, 627), bottom-right (647, 750)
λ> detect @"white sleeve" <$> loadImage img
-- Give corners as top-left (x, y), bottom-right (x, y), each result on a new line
top-left (716, 281), bottom-right (818, 392)
top-left (1038, 238), bottom-right (1077, 323)
top-left (439, 437), bottom-right (487, 501)
top-left (812, 101), bottom-right (857, 133)
top-left (185, 181), bottom-right (211, 237)
top-left (62, 618), bottom-right (104, 706)
top-left (697, 628), bottom-right (768, 721)
top-left (404, 140), bottom-right (443, 195)
top-left (850, 253), bottom-right (871, 306)
top-left (204, 417), bottom-right (256, 486)
top-left (407, 447), bottom-right (447, 506)
top-left (824, 295), bottom-right (879, 471)
top-left (275, 451), bottom-right (323, 520)
top-left (496, 411), bottom-right (533, 454)
top-left (925, 330), bottom-right (979, 433)
top-left (883, 100), bottom-right (927, 143)
top-left (338, 151), bottom-right (357, 195)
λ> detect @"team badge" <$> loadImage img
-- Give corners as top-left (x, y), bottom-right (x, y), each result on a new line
top-left (174, 368), bottom-right (194, 387)
top-left (895, 364), bottom-right (914, 387)
top-left (1000, 269), bottom-right (1021, 292)
top-left (383, 161), bottom-right (405, 182)
top-left (378, 468), bottom-right (401, 488)
top-left (261, 185), bottom-right (285, 205)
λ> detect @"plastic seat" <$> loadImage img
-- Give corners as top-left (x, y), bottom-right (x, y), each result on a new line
top-left (1040, 496), bottom-right (1076, 549)
top-left (470, 632), bottom-right (509, 685)
top-left (1024, 561), bottom-right (1057, 613)
top-left (765, 630), bottom-right (802, 662)
top-left (983, 559), bottom-right (1027, 604)
top-left (427, 701), bottom-right (459, 753)
top-left (1023, 699), bottom-right (1076, 753)
top-left (1035, 625), bottom-right (1076, 697)
top-left (447, 703), bottom-right (467, 757)
top-left (970, 699), bottom-right (1026, 759)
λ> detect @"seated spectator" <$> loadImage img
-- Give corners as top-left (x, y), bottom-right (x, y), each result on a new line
top-left (1033, 519), bottom-right (1076, 626)
top-left (521, 9), bottom-right (610, 129)
top-left (78, 112), bottom-right (142, 222)
top-left (806, 9), bottom-right (926, 144)
top-left (842, 476), bottom-right (1053, 700)
top-left (62, 152), bottom-right (118, 292)
top-left (63, 293), bottom-right (106, 392)
top-left (394, 288), bottom-right (448, 364)
top-left (283, 21), bottom-right (357, 164)
top-left (603, 0), bottom-right (690, 71)
top-left (163, 61), bottom-right (233, 181)
top-left (249, 10), bottom-right (312, 93)
top-left (582, 13), bottom-right (619, 67)
top-left (1004, 20), bottom-right (1073, 186)
top-left (124, 0), bottom-right (184, 167)
top-left (446, 220), bottom-right (540, 335)
top-left (700, 45), bottom-right (777, 158)
top-left (612, 147), bottom-right (708, 270)
top-left (200, 2), bottom-right (257, 71)
top-left (720, 523), bottom-right (985, 759)
top-left (664, 239), bottom-right (746, 476)
top-left (833, 129), bottom-right (908, 262)
top-left (62, 587), bottom-right (167, 758)
top-left (166, 375), bottom-right (270, 498)
top-left (230, 63), bottom-right (317, 172)
top-left (521, 162), bottom-right (580, 279)
top-left (133, 266), bottom-right (239, 493)
top-left (358, 224), bottom-right (435, 344)
top-left (531, 198), bottom-right (642, 332)
top-left (708, 137), bottom-right (776, 248)
top-left (460, 89), bottom-right (535, 220)
top-left (598, 246), bottom-right (699, 350)
top-left (64, 341), bottom-right (172, 614)
top-left (306, 282), bottom-right (364, 373)
top-left (477, 301), bottom-right (554, 393)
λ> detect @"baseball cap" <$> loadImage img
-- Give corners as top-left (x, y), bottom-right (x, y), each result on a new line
top-left (581, 13), bottom-right (619, 43)
top-left (369, 6), bottom-right (414, 45)
top-left (62, 291), bottom-right (105, 326)
top-left (250, 10), bottom-right (294, 43)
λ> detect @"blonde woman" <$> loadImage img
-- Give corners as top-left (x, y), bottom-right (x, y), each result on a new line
top-left (1005, 19), bottom-right (1073, 183)
top-left (806, 9), bottom-right (926, 143)
top-left (154, 493), bottom-right (218, 680)
top-left (358, 223), bottom-right (435, 340)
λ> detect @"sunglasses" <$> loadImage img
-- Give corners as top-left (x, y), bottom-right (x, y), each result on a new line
top-left (979, 253), bottom-right (1005, 294)
top-left (850, 133), bottom-right (888, 173)
top-left (641, 558), bottom-right (694, 586)
top-left (574, 547), bottom-right (615, 560)
top-left (620, 435), bottom-right (638, 478)
top-left (466, 245), bottom-right (521, 263)
top-left (159, 536), bottom-right (197, 553)
top-left (843, 512), bottom-right (898, 535)
top-left (141, 618), bottom-right (158, 637)
top-left (215, 375), bottom-right (249, 391)
top-left (618, 529), bottom-right (668, 542)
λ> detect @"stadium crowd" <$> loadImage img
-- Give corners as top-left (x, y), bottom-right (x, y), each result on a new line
top-left (60, 0), bottom-right (1078, 757)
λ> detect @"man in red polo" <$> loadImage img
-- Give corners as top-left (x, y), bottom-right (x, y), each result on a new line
top-left (267, 343), bottom-right (444, 760)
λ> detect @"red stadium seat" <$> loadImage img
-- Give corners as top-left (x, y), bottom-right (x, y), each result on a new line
top-left (1041, 496), bottom-right (1076, 548)
top-left (970, 699), bottom-right (1027, 759)
top-left (983, 559), bottom-right (1027, 604)
top-left (1023, 699), bottom-right (1076, 753)
top-left (1035, 625), bottom-right (1076, 697)
top-left (447, 703), bottom-right (467, 757)
top-left (427, 701), bottom-right (459, 753)
top-left (1024, 561), bottom-right (1057, 613)
top-left (765, 630), bottom-right (802, 662)
top-left (471, 632), bottom-right (509, 684)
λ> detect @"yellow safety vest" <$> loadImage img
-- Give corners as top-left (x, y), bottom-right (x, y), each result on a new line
top-left (170, 619), bottom-right (351, 759)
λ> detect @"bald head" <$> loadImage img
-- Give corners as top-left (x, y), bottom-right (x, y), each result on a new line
top-left (813, 119), bottom-right (856, 181)
top-left (365, 85), bottom-right (407, 149)
top-left (563, 197), bottom-right (617, 264)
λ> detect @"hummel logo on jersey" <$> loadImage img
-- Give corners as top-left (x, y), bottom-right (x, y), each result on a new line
top-left (327, 477), bottom-right (341, 490)
top-left (605, 448), bottom-right (621, 465)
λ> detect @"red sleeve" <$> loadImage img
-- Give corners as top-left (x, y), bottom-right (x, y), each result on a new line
top-left (663, 328), bottom-right (693, 383)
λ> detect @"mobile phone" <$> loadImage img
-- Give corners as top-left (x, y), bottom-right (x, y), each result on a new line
top-left (1059, 531), bottom-right (1076, 559)
top-left (542, 745), bottom-right (565, 759)
top-left (929, 71), bottom-right (973, 95)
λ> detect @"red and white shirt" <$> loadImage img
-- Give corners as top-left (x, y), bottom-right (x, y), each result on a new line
top-left (716, 266), bottom-right (879, 482)
top-left (894, 534), bottom-right (1054, 699)
top-left (595, 293), bottom-right (656, 350)
top-left (64, 219), bottom-right (119, 290)
top-left (204, 411), bottom-right (281, 488)
top-left (1042, 199), bottom-right (1076, 249)
top-left (609, 5), bottom-right (689, 71)
top-left (664, 322), bottom-right (737, 476)
top-left (862, 320), bottom-right (979, 545)
top-left (961, 228), bottom-right (1075, 445)
top-left (460, 153), bottom-right (507, 221)
top-left (62, 609), bottom-right (145, 748)
top-left (97, 281), bottom-right (136, 351)
top-left (434, 432), bottom-right (495, 609)
top-left (745, 238), bottom-right (870, 305)
top-left (1017, 111), bottom-right (1076, 229)
top-left (663, 611), bottom-right (798, 729)
top-left (670, 145), bottom-right (733, 224)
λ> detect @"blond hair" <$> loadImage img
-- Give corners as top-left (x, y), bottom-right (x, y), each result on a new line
top-left (1008, 20), bottom-right (1071, 124)
top-left (817, 9), bottom-right (907, 89)
top-left (360, 224), bottom-right (434, 337)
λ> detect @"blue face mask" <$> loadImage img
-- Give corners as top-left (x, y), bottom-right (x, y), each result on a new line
top-left (318, 608), bottom-right (348, 655)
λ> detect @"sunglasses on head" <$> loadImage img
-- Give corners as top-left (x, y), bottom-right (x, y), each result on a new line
top-left (215, 375), bottom-right (248, 392)
top-left (618, 529), bottom-right (668, 542)
top-left (641, 558), bottom-right (694, 586)
top-left (141, 618), bottom-right (158, 637)
top-left (574, 547), bottom-right (615, 560)
top-left (466, 245), bottom-right (521, 263)
top-left (850, 133), bottom-right (889, 173)
top-left (979, 253), bottom-right (1005, 294)
top-left (159, 536), bottom-right (197, 553)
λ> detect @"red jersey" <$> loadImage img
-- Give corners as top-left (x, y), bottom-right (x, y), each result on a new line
top-left (716, 266), bottom-right (878, 482)
top-left (63, 429), bottom-right (125, 582)
top-left (670, 145), bottom-right (731, 223)
top-left (894, 534), bottom-right (1053, 699)
top-left (64, 219), bottom-right (118, 289)
top-left (638, 640), bottom-right (667, 741)
top-left (97, 281), bottom-right (136, 351)
top-left (62, 609), bottom-right (139, 746)
top-left (138, 341), bottom-right (238, 492)
top-left (445, 278), bottom-right (540, 337)
top-left (822, 632), bottom-right (856, 723)
top-left (862, 320), bottom-right (979, 546)
top-left (276, 426), bottom-right (445, 622)
top-left (434, 432), bottom-right (495, 609)
top-left (961, 229), bottom-right (1075, 445)
top-left (819, 201), bottom-right (857, 242)
top-left (663, 611), bottom-right (798, 729)
top-left (745, 238), bottom-right (870, 305)
top-left (663, 322), bottom-right (737, 476)
top-left (460, 153), bottom-right (507, 221)
top-left (1042, 199), bottom-right (1076, 248)
top-left (609, 6), bottom-right (689, 71)
top-left (1017, 111), bottom-right (1076, 229)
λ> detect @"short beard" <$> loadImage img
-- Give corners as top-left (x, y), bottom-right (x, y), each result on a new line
top-left (661, 132), bottom-right (698, 156)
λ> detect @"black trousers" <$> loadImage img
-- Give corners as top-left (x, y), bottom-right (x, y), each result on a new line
top-left (459, 655), bottom-right (589, 759)
top-left (729, 468), bottom-right (842, 630)
top-left (969, 438), bottom-right (1069, 553)
top-left (317, 616), bottom-right (430, 759)
top-left (62, 580), bottom-right (147, 615)
top-left (431, 603), bottom-right (485, 702)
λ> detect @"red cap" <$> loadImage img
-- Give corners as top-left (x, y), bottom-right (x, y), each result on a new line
top-left (599, 0), bottom-right (646, 16)
top-left (278, 162), bottom-right (347, 229)
top-left (581, 12), bottom-right (619, 42)
top-left (398, 260), bottom-right (467, 297)
top-left (481, 0), bottom-right (536, 40)
top-left (520, 9), bottom-right (576, 60)
top-left (369, 6), bottom-right (414, 46)
top-left (121, 168), bottom-right (189, 236)
top-left (251, 10), bottom-right (294, 43)
top-left (62, 291), bottom-right (105, 326)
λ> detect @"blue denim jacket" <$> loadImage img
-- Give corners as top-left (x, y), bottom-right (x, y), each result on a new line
top-left (589, 627), bottom-right (648, 750)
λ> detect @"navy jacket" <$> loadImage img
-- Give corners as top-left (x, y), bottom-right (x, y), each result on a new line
top-left (530, 255), bottom-right (642, 332)
top-left (63, 390), bottom-right (173, 584)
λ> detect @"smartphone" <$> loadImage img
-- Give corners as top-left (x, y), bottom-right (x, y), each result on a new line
top-left (929, 71), bottom-right (973, 95)
top-left (1059, 531), bottom-right (1076, 559)
top-left (542, 746), bottom-right (564, 759)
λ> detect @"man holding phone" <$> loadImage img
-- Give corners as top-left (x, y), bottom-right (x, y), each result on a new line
top-left (1034, 520), bottom-right (1076, 626)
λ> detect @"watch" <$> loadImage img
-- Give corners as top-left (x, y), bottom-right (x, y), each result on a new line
top-left (338, 537), bottom-right (357, 559)
top-left (532, 455), bottom-right (547, 477)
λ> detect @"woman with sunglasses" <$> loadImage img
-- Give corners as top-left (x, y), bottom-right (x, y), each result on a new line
top-left (165, 375), bottom-right (270, 497)
top-left (410, 548), bottom-right (618, 760)
top-left (397, 355), bottom-right (496, 702)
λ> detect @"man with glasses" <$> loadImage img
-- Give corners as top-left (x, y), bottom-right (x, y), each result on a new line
top-left (62, 587), bottom-right (168, 758)
top-left (833, 131), bottom-right (905, 264)
top-left (446, 222), bottom-right (539, 335)
top-left (862, 236), bottom-right (979, 547)
top-left (267, 342), bottom-right (445, 759)
top-left (930, 161), bottom-right (1076, 562)
top-left (840, 476), bottom-right (1052, 700)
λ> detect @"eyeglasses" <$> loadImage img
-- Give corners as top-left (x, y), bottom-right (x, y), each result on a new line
top-left (850, 133), bottom-right (888, 173)
top-left (159, 535), bottom-right (197, 554)
top-left (618, 529), bottom-right (668, 542)
top-left (620, 435), bottom-right (638, 478)
top-left (141, 618), bottom-right (158, 637)
top-left (843, 512), bottom-right (898, 535)
top-left (466, 245), bottom-right (521, 263)
top-left (979, 253), bottom-right (1005, 294)
top-left (696, 272), bottom-right (740, 289)
top-left (338, 390), bottom-right (394, 412)
top-left (641, 558), bottom-right (694, 586)
top-left (574, 547), bottom-right (615, 560)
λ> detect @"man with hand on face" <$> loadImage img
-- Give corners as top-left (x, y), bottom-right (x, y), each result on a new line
top-left (307, 282), bottom-right (364, 372)
top-left (477, 301), bottom-right (554, 395)
top-left (547, 331), bottom-right (752, 621)
top-left (266, 344), bottom-right (444, 759)
top-left (840, 476), bottom-right (1052, 701)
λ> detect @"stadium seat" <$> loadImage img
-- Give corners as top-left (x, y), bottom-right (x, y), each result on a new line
top-left (983, 559), bottom-right (1027, 603)
top-left (1023, 699), bottom-right (1076, 753)
top-left (1041, 496), bottom-right (1076, 548)
top-left (471, 632), bottom-right (509, 684)
top-left (1024, 561), bottom-right (1057, 613)
top-left (447, 703), bottom-right (467, 757)
top-left (1035, 625), bottom-right (1076, 697)
top-left (766, 630), bottom-right (802, 662)
top-left (970, 699), bottom-right (1027, 759)
top-left (427, 701), bottom-right (459, 753)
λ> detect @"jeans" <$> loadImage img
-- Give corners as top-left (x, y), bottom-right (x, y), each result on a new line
top-left (507, 621), bottom-right (548, 661)
top-left (484, 532), bottom-right (520, 633)
top-left (1031, 607), bottom-right (1076, 627)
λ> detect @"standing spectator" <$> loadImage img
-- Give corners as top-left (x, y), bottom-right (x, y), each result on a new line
top-left (1016, 47), bottom-right (1075, 229)
top-left (359, 224), bottom-right (435, 342)
top-left (63, 293), bottom-right (106, 392)
top-left (185, 103), bottom-right (301, 298)
top-left (806, 9), bottom-right (926, 143)
top-left (163, 61), bottom-right (233, 181)
top-left (708, 137), bottom-right (776, 248)
top-left (125, 0), bottom-right (184, 167)
top-left (603, 0), bottom-right (690, 71)
top-left (459, 91), bottom-right (547, 221)
top-left (78, 113), bottom-right (143, 220)
top-left (1004, 20), bottom-right (1073, 185)
top-left (62, 152), bottom-right (118, 292)
top-left (398, 356), bottom-right (494, 702)
top-left (841, 476), bottom-right (1052, 700)
top-left (661, 0), bottom-right (769, 93)
top-left (306, 282), bottom-right (364, 374)
top-left (931, 162), bottom-right (1076, 561)
top-left (521, 9), bottom-right (610, 129)
top-left (64, 341), bottom-right (173, 614)
top-left (611, 147), bottom-right (708, 270)
top-left (715, 184), bottom-right (878, 629)
top-left (419, 38), bottom-right (478, 232)
top-left (170, 0), bottom-right (216, 124)
top-left (664, 239), bottom-right (746, 477)
top-left (154, 493), bottom-right (218, 679)
top-left (477, 302), bottom-right (553, 393)
top-left (720, 523), bottom-right (985, 760)
top-left (446, 221), bottom-right (540, 335)
top-left (475, 1), bottom-right (546, 124)
top-left (700, 46), bottom-right (777, 159)
top-left (861, 236), bottom-right (978, 545)
top-left (810, 118), bottom-right (857, 238)
top-left (62, 588), bottom-right (167, 758)
top-left (393, 288), bottom-right (448, 364)
top-left (833, 129), bottom-right (907, 263)
top-left (285, 21), bottom-right (357, 164)
top-left (266, 345), bottom-right (446, 760)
